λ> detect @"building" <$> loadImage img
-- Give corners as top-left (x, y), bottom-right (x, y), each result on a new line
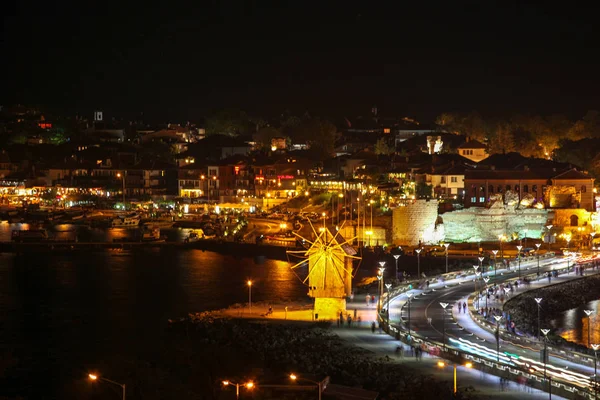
top-left (464, 167), bottom-right (595, 211)
top-left (457, 139), bottom-right (489, 162)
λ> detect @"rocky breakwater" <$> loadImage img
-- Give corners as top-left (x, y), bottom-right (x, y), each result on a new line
top-left (504, 274), bottom-right (600, 352)
top-left (167, 312), bottom-right (481, 399)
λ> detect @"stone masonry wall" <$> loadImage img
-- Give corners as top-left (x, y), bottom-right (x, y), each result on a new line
top-left (392, 200), bottom-right (439, 245)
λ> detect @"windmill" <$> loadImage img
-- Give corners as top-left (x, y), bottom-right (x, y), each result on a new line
top-left (287, 221), bottom-right (361, 320)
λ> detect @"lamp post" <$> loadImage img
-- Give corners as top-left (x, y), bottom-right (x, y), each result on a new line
top-left (289, 374), bottom-right (325, 400)
top-left (415, 248), bottom-right (421, 278)
top-left (535, 298), bottom-right (543, 340)
top-left (483, 277), bottom-right (490, 309)
top-left (444, 243), bottom-right (450, 273)
top-left (377, 266), bottom-right (385, 313)
top-left (494, 315), bottom-right (502, 362)
top-left (585, 309), bottom-right (594, 348)
top-left (492, 250), bottom-right (498, 276)
top-left (436, 361), bottom-right (473, 394)
top-left (222, 380), bottom-right (254, 400)
top-left (498, 234), bottom-right (505, 261)
top-left (478, 256), bottom-right (484, 273)
top-left (369, 199), bottom-right (374, 235)
top-left (440, 302), bottom-right (449, 350)
top-left (116, 172), bottom-right (126, 205)
top-left (393, 254), bottom-right (400, 283)
top-left (535, 243), bottom-right (541, 276)
top-left (385, 283), bottom-right (392, 318)
top-left (546, 225), bottom-right (553, 252)
top-left (406, 292), bottom-right (413, 336)
top-left (591, 344), bottom-right (599, 400)
top-left (516, 245), bottom-right (522, 279)
top-left (89, 374), bottom-right (126, 400)
top-left (541, 328), bottom-right (551, 398)
top-left (247, 280), bottom-right (253, 313)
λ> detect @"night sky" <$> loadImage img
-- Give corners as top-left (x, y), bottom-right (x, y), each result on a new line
top-left (2, 1), bottom-right (598, 122)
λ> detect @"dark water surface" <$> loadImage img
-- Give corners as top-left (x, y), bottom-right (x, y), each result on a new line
top-left (0, 243), bottom-right (307, 398)
top-left (554, 299), bottom-right (600, 347)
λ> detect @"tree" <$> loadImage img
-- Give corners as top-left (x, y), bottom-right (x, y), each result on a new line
top-left (374, 137), bottom-right (394, 155)
top-left (487, 122), bottom-right (514, 155)
top-left (253, 126), bottom-right (281, 149)
top-left (204, 109), bottom-right (252, 137)
top-left (286, 117), bottom-right (338, 158)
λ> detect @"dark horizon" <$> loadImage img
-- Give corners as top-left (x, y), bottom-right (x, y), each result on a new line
top-left (2, 1), bottom-right (599, 123)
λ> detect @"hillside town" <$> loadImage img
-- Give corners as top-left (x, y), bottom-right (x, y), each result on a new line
top-left (0, 105), bottom-right (598, 250)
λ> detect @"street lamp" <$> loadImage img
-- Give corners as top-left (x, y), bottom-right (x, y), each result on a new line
top-left (494, 315), bottom-right (502, 362)
top-left (89, 373), bottom-right (126, 400)
top-left (440, 302), bottom-right (449, 350)
top-left (385, 283), bottom-right (392, 317)
top-left (585, 310), bottom-right (594, 348)
top-left (591, 344), bottom-right (599, 400)
top-left (483, 277), bottom-right (490, 309)
top-left (247, 280), bottom-right (253, 312)
top-left (289, 373), bottom-right (325, 400)
top-left (492, 250), bottom-right (499, 276)
top-left (393, 254), bottom-right (400, 283)
top-left (498, 234), bottom-right (505, 261)
top-left (406, 292), bottom-right (413, 336)
top-left (535, 243), bottom-right (541, 276)
top-left (415, 248), bottom-right (422, 278)
top-left (535, 298), bottom-right (543, 340)
top-left (444, 243), bottom-right (450, 273)
top-left (377, 266), bottom-right (385, 311)
top-left (541, 328), bottom-right (551, 396)
top-left (436, 361), bottom-right (473, 394)
top-left (478, 256), bottom-right (484, 273)
top-left (516, 245), bottom-right (522, 278)
top-left (222, 380), bottom-right (254, 399)
top-left (116, 172), bottom-right (126, 205)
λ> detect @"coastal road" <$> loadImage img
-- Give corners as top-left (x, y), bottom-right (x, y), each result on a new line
top-left (389, 257), bottom-right (599, 390)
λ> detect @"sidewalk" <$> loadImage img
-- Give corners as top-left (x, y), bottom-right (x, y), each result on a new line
top-left (333, 324), bottom-right (564, 399)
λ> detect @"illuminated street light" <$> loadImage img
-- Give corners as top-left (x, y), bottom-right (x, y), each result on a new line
top-left (585, 310), bottom-right (594, 348)
top-left (541, 328), bottom-right (551, 393)
top-left (222, 380), bottom-right (254, 399)
top-left (444, 243), bottom-right (450, 273)
top-left (247, 280), bottom-right (253, 312)
top-left (406, 292), bottom-right (414, 336)
top-left (289, 373), bottom-right (325, 400)
top-left (516, 245), bottom-right (522, 278)
top-left (494, 315), bottom-right (502, 361)
top-left (385, 283), bottom-right (392, 317)
top-left (393, 254), bottom-right (400, 283)
top-left (535, 243), bottom-right (541, 275)
top-left (436, 361), bottom-right (473, 393)
top-left (439, 302), bottom-right (449, 350)
top-left (535, 298), bottom-right (543, 340)
top-left (546, 225), bottom-right (553, 252)
top-left (88, 373), bottom-right (126, 400)
top-left (415, 248), bottom-right (422, 278)
top-left (482, 276), bottom-right (490, 309)
top-left (491, 250), bottom-right (498, 276)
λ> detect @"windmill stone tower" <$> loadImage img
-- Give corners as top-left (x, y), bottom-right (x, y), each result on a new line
top-left (289, 226), bottom-right (359, 320)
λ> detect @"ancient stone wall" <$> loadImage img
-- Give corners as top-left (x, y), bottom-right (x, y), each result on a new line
top-left (392, 200), bottom-right (439, 245)
top-left (441, 207), bottom-right (549, 242)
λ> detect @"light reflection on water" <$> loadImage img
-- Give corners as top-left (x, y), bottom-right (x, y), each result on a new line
top-left (555, 300), bottom-right (600, 347)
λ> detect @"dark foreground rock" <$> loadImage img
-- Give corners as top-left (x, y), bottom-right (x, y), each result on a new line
top-left (162, 313), bottom-right (480, 399)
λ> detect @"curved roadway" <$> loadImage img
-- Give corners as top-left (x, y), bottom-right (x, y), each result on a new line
top-left (389, 257), bottom-right (599, 390)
